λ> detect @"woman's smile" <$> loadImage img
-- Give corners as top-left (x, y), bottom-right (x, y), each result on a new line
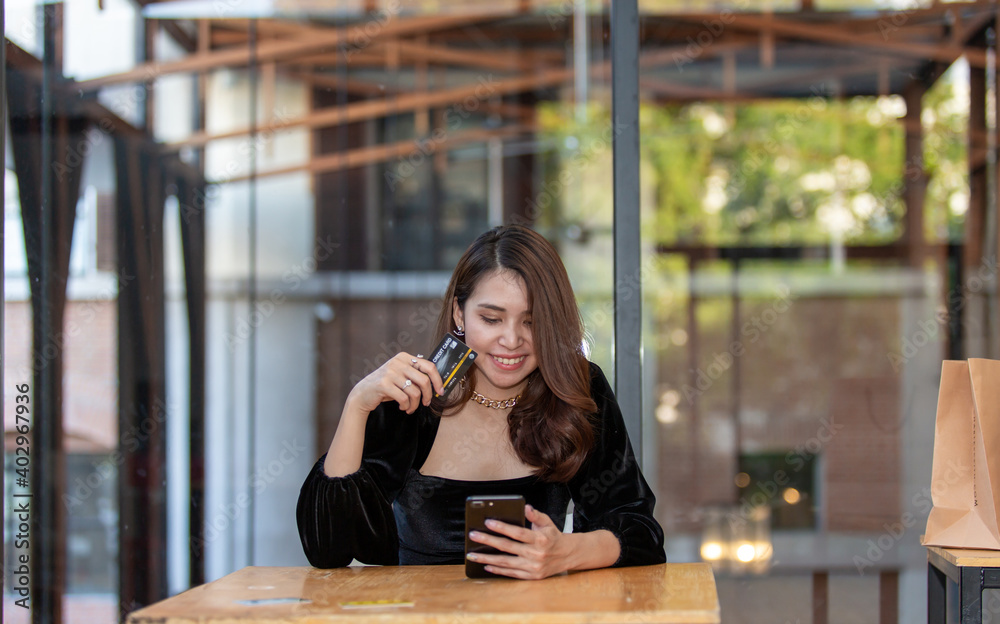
top-left (490, 354), bottom-right (527, 369)
top-left (455, 270), bottom-right (538, 396)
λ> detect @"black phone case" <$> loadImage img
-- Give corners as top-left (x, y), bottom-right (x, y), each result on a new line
top-left (464, 495), bottom-right (525, 579)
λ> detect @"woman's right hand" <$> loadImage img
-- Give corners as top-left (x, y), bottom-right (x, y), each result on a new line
top-left (346, 353), bottom-right (445, 415)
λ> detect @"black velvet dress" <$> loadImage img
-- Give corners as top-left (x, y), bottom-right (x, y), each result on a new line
top-left (296, 363), bottom-right (666, 568)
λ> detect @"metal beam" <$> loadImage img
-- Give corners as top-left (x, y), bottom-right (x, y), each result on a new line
top-left (612, 0), bottom-right (643, 460)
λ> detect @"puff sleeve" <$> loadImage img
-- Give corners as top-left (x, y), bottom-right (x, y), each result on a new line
top-left (569, 364), bottom-right (667, 567)
top-left (296, 402), bottom-right (431, 568)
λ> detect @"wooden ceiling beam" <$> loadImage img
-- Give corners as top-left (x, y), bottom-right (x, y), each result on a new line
top-left (211, 18), bottom-right (331, 39)
top-left (746, 60), bottom-right (906, 97)
top-left (136, 0), bottom-right (197, 53)
top-left (955, 9), bottom-right (998, 44)
top-left (639, 77), bottom-right (732, 101)
top-left (287, 70), bottom-right (402, 97)
top-left (168, 65), bottom-right (573, 149)
top-left (158, 20), bottom-right (198, 53)
top-left (210, 29), bottom-right (251, 46)
top-left (724, 13), bottom-right (988, 68)
top-left (172, 29), bottom-right (901, 151)
top-left (638, 37), bottom-right (757, 70)
top-left (281, 43), bottom-right (562, 70)
top-left (390, 40), bottom-right (545, 73)
top-left (74, 12), bottom-right (507, 90)
top-left (221, 124), bottom-right (530, 182)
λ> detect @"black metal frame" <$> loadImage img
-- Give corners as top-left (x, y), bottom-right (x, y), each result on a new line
top-left (927, 550), bottom-right (1000, 623)
top-left (612, 0), bottom-right (643, 461)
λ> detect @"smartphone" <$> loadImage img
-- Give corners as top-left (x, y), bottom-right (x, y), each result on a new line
top-left (464, 495), bottom-right (526, 579)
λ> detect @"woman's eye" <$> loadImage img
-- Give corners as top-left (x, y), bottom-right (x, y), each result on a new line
top-left (481, 316), bottom-right (500, 325)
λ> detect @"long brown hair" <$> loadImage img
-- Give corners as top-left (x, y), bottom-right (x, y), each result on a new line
top-left (431, 225), bottom-right (597, 482)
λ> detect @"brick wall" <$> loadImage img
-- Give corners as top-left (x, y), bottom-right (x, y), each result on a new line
top-left (4, 300), bottom-right (118, 452)
top-left (654, 295), bottom-right (905, 533)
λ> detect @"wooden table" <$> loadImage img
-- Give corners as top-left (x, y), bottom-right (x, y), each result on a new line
top-left (927, 545), bottom-right (1000, 623)
top-left (127, 564), bottom-right (720, 623)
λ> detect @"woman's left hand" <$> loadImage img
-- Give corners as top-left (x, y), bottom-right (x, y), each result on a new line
top-left (466, 504), bottom-right (577, 580)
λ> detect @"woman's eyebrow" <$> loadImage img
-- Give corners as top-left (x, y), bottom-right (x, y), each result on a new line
top-left (477, 303), bottom-right (531, 316)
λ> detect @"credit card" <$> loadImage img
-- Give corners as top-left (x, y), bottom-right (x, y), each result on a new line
top-left (430, 333), bottom-right (477, 397)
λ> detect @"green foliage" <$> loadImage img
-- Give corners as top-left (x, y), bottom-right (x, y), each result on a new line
top-left (535, 72), bottom-right (968, 247)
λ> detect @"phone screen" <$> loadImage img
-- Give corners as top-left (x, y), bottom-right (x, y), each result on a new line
top-left (464, 495), bottom-right (525, 579)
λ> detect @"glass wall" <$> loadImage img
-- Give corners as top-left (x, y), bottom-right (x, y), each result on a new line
top-left (638, 3), bottom-right (997, 623)
top-left (2, 1), bottom-right (998, 623)
top-left (4, 1), bottom-right (614, 622)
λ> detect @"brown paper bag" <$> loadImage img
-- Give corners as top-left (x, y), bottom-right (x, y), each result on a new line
top-left (923, 359), bottom-right (1000, 549)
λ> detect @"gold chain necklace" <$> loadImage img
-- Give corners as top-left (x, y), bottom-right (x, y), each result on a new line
top-left (462, 380), bottom-right (521, 409)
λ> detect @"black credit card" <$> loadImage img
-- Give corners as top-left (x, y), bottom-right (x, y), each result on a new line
top-left (430, 333), bottom-right (477, 397)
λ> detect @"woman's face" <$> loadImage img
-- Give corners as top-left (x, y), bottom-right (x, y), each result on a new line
top-left (453, 270), bottom-right (537, 398)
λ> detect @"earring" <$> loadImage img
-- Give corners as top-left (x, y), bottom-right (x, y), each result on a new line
top-left (455, 326), bottom-right (465, 337)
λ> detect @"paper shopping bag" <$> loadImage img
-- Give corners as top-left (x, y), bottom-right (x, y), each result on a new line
top-left (923, 359), bottom-right (1000, 549)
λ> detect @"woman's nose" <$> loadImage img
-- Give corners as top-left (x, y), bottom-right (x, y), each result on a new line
top-left (498, 321), bottom-right (523, 347)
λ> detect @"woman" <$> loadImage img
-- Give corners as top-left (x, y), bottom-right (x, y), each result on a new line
top-left (297, 225), bottom-right (665, 579)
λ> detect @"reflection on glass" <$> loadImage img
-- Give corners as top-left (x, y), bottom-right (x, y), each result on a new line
top-left (640, 2), bottom-right (992, 621)
top-left (4, 3), bottom-right (615, 621)
top-left (3, 2), bottom-right (999, 623)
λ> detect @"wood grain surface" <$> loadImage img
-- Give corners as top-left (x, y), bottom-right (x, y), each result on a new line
top-left (127, 563), bottom-right (720, 623)
top-left (927, 544), bottom-right (1000, 569)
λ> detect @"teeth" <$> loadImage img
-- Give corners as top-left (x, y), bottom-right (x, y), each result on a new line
top-left (493, 355), bottom-right (525, 366)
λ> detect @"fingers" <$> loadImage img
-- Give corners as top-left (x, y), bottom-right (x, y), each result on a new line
top-left (406, 355), bottom-right (445, 397)
top-left (465, 554), bottom-right (532, 579)
top-left (477, 564), bottom-right (536, 580)
top-left (474, 518), bottom-right (534, 545)
top-left (466, 548), bottom-right (548, 580)
top-left (467, 518), bottom-right (538, 563)
top-left (525, 504), bottom-right (556, 530)
top-left (381, 380), bottom-right (415, 414)
top-left (395, 372), bottom-right (423, 413)
top-left (385, 353), bottom-right (444, 413)
top-left (466, 506), bottom-right (568, 580)
top-left (399, 357), bottom-right (435, 406)
top-left (522, 505), bottom-right (562, 541)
